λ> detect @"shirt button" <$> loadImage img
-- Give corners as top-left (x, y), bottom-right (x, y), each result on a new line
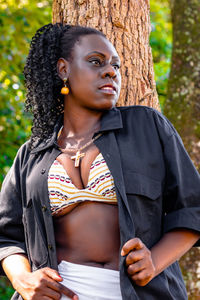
top-left (42, 205), bottom-right (47, 212)
top-left (48, 244), bottom-right (53, 250)
top-left (41, 169), bottom-right (46, 174)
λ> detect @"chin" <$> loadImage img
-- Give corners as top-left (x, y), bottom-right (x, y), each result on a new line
top-left (87, 97), bottom-right (118, 112)
top-left (99, 98), bottom-right (117, 110)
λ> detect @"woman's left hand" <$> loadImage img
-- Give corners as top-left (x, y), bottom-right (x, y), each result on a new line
top-left (121, 238), bottom-right (155, 286)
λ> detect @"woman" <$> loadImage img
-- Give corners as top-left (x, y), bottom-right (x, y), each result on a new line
top-left (0, 23), bottom-right (200, 300)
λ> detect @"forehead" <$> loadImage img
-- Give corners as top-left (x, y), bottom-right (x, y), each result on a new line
top-left (73, 34), bottom-right (119, 59)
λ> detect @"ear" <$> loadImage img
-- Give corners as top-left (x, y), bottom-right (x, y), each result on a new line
top-left (57, 58), bottom-right (70, 80)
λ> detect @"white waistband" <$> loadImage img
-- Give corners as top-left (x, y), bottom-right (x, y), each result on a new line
top-left (58, 260), bottom-right (122, 300)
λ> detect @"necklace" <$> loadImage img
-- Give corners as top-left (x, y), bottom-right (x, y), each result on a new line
top-left (59, 133), bottom-right (102, 167)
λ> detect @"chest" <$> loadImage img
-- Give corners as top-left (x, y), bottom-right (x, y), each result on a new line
top-left (24, 130), bottom-right (165, 203)
top-left (56, 145), bottom-right (100, 189)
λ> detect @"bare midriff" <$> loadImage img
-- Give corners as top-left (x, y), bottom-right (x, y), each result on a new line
top-left (53, 146), bottom-right (120, 271)
top-left (53, 201), bottom-right (120, 270)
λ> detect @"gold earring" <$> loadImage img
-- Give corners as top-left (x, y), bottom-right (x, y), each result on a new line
top-left (61, 78), bottom-right (69, 95)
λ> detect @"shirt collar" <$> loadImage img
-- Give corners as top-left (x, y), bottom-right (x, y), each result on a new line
top-left (98, 107), bottom-right (123, 132)
top-left (31, 107), bottom-right (123, 154)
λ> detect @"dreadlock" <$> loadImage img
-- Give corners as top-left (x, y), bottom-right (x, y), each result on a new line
top-left (24, 23), bottom-right (105, 149)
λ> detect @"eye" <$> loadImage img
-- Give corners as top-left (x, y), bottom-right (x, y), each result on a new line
top-left (112, 64), bottom-right (120, 70)
top-left (89, 58), bottom-right (102, 66)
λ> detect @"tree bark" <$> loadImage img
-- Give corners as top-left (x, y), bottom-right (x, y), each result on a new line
top-left (165, 1), bottom-right (200, 299)
top-left (165, 0), bottom-right (200, 171)
top-left (52, 0), bottom-right (160, 109)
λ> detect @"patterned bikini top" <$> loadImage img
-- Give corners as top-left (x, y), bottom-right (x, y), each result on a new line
top-left (48, 153), bottom-right (117, 217)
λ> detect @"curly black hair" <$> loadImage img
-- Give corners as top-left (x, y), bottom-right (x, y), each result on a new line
top-left (24, 23), bottom-right (106, 149)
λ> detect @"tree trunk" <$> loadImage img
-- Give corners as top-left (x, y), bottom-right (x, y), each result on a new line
top-left (165, 1), bottom-right (200, 299)
top-left (164, 0), bottom-right (200, 171)
top-left (52, 0), bottom-right (160, 110)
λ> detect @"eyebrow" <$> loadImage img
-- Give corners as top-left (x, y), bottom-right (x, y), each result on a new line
top-left (86, 51), bottom-right (120, 61)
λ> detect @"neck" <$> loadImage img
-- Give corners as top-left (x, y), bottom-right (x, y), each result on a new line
top-left (62, 102), bottom-right (102, 138)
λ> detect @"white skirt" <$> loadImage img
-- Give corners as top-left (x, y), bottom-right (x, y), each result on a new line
top-left (58, 260), bottom-right (123, 300)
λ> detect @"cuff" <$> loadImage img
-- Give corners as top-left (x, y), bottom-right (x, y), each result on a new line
top-left (164, 207), bottom-right (200, 247)
top-left (0, 244), bottom-right (26, 276)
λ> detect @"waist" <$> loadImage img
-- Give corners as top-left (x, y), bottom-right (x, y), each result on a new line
top-left (58, 258), bottom-right (119, 270)
top-left (58, 260), bottom-right (120, 277)
top-left (58, 260), bottom-right (122, 300)
top-left (54, 202), bottom-right (120, 268)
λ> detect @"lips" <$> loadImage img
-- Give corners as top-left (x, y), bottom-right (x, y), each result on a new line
top-left (99, 84), bottom-right (116, 92)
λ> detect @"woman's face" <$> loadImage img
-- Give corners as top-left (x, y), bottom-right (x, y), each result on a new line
top-left (58, 34), bottom-right (121, 111)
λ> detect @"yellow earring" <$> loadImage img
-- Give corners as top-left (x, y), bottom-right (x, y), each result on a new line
top-left (61, 78), bottom-right (69, 95)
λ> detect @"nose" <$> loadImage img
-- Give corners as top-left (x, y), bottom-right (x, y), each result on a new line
top-left (101, 64), bottom-right (117, 78)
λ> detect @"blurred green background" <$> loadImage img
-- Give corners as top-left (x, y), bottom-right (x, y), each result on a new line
top-left (0, 0), bottom-right (52, 184)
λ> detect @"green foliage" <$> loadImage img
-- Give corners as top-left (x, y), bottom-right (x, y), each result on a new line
top-left (0, 276), bottom-right (14, 299)
top-left (0, 0), bottom-right (52, 184)
top-left (0, 0), bottom-right (52, 296)
top-left (149, 0), bottom-right (172, 109)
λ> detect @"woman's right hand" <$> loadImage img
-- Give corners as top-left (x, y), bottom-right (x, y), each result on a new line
top-left (13, 267), bottom-right (78, 300)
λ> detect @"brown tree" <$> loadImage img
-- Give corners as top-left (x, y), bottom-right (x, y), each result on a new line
top-left (165, 1), bottom-right (200, 299)
top-left (52, 1), bottom-right (199, 299)
top-left (52, 0), bottom-right (160, 110)
top-left (164, 0), bottom-right (200, 171)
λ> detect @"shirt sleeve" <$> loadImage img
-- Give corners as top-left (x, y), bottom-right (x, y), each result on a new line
top-left (0, 146), bottom-right (27, 275)
top-left (163, 132), bottom-right (200, 245)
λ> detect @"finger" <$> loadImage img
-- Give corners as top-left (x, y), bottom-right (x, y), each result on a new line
top-left (121, 238), bottom-right (143, 256)
top-left (131, 269), bottom-right (153, 287)
top-left (125, 249), bottom-right (144, 266)
top-left (127, 260), bottom-right (145, 276)
top-left (59, 283), bottom-right (78, 299)
top-left (46, 281), bottom-right (78, 300)
top-left (46, 279), bottom-right (77, 299)
top-left (42, 287), bottom-right (61, 300)
top-left (32, 278), bottom-right (62, 299)
top-left (44, 267), bottom-right (63, 282)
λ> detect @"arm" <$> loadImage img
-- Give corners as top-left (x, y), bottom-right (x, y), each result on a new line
top-left (2, 254), bottom-right (78, 300)
top-left (151, 228), bottom-right (199, 276)
top-left (121, 114), bottom-right (200, 286)
top-left (121, 229), bottom-right (200, 286)
top-left (0, 146), bottom-right (78, 300)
